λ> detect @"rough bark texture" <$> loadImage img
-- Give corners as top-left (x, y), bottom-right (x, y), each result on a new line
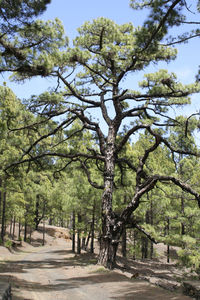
top-left (98, 237), bottom-right (119, 269)
top-left (98, 125), bottom-right (122, 269)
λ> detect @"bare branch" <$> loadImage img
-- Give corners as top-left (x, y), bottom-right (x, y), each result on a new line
top-left (185, 112), bottom-right (200, 137)
top-left (21, 117), bottom-right (76, 159)
top-left (116, 124), bottom-right (149, 154)
top-left (57, 71), bottom-right (101, 106)
top-left (135, 223), bottom-right (158, 244)
top-left (80, 160), bottom-right (104, 189)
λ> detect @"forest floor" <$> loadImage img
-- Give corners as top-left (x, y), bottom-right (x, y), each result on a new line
top-left (0, 225), bottom-right (197, 299)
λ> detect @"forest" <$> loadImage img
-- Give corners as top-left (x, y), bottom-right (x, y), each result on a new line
top-left (0, 0), bottom-right (200, 271)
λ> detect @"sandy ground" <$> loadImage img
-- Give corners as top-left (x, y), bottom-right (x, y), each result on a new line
top-left (0, 226), bottom-right (194, 300)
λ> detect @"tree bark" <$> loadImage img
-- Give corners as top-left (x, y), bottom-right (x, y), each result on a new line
top-left (18, 220), bottom-right (21, 241)
top-left (10, 218), bottom-right (12, 236)
top-left (34, 195), bottom-right (40, 230)
top-left (1, 191), bottom-right (6, 243)
top-left (24, 218), bottom-right (27, 242)
top-left (98, 236), bottom-right (119, 269)
top-left (72, 210), bottom-right (75, 253)
top-left (85, 230), bottom-right (91, 249)
top-left (121, 226), bottom-right (127, 258)
top-left (12, 216), bottom-right (16, 239)
top-left (90, 199), bottom-right (95, 254)
top-left (141, 236), bottom-right (148, 259)
top-left (98, 125), bottom-right (122, 269)
top-left (150, 198), bottom-right (154, 259)
top-left (81, 237), bottom-right (86, 250)
top-left (77, 213), bottom-right (81, 254)
top-left (166, 217), bottom-right (170, 263)
top-left (42, 219), bottom-right (45, 246)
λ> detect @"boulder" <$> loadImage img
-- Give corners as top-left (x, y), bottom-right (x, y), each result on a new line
top-left (182, 281), bottom-right (200, 299)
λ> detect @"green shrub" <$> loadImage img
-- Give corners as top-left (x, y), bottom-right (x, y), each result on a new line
top-left (4, 239), bottom-right (12, 249)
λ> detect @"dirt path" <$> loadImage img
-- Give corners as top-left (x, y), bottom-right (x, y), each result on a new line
top-left (0, 239), bottom-right (192, 300)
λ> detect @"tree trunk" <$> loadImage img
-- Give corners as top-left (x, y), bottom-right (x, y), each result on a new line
top-left (121, 226), bottom-right (127, 258)
top-left (166, 217), bottom-right (170, 263)
top-left (34, 195), bottom-right (40, 230)
top-left (0, 182), bottom-right (1, 225)
top-left (90, 199), bottom-right (95, 254)
top-left (133, 230), bottom-right (137, 260)
top-left (85, 230), bottom-right (91, 249)
top-left (82, 237), bottom-right (86, 250)
top-left (24, 219), bottom-right (27, 242)
top-left (141, 236), bottom-right (148, 259)
top-left (98, 125), bottom-right (121, 269)
top-left (121, 195), bottom-right (127, 258)
top-left (42, 219), bottom-right (45, 246)
top-left (141, 210), bottom-right (150, 259)
top-left (18, 220), bottom-right (21, 241)
top-left (181, 195), bottom-right (185, 236)
top-left (29, 227), bottom-right (32, 244)
top-left (1, 192), bottom-right (6, 243)
top-left (77, 213), bottom-right (81, 254)
top-left (98, 236), bottom-right (119, 269)
top-left (10, 218), bottom-right (12, 236)
top-left (72, 210), bottom-right (75, 253)
top-left (12, 216), bottom-right (16, 239)
top-left (150, 197), bottom-right (154, 259)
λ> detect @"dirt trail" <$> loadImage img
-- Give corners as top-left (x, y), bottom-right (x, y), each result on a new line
top-left (0, 237), bottom-right (192, 300)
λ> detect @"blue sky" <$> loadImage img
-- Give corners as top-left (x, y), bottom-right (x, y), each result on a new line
top-left (1, 0), bottom-right (199, 135)
top-left (3, 0), bottom-right (199, 94)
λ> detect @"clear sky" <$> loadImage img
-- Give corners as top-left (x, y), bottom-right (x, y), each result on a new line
top-left (1, 0), bottom-right (199, 126)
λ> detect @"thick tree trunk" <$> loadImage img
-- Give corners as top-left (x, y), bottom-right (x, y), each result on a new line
top-left (98, 125), bottom-right (122, 269)
top-left (98, 212), bottom-right (122, 268)
top-left (98, 237), bottom-right (119, 269)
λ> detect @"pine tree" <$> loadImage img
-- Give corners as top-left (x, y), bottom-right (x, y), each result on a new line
top-left (5, 2), bottom-right (200, 268)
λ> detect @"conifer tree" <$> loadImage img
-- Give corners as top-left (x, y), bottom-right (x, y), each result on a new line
top-left (5, 1), bottom-right (200, 268)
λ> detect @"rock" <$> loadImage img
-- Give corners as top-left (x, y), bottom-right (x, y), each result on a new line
top-left (0, 282), bottom-right (11, 300)
top-left (156, 278), bottom-right (180, 291)
top-left (147, 277), bottom-right (180, 291)
top-left (182, 281), bottom-right (200, 299)
top-left (131, 272), bottom-right (139, 279)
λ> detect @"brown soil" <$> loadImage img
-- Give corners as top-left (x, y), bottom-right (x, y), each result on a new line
top-left (0, 226), bottom-right (194, 299)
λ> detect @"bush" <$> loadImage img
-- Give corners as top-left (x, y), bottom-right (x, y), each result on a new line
top-left (178, 248), bottom-right (200, 270)
top-left (4, 239), bottom-right (12, 249)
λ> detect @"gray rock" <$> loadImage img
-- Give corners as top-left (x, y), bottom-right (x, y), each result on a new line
top-left (182, 281), bottom-right (200, 299)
